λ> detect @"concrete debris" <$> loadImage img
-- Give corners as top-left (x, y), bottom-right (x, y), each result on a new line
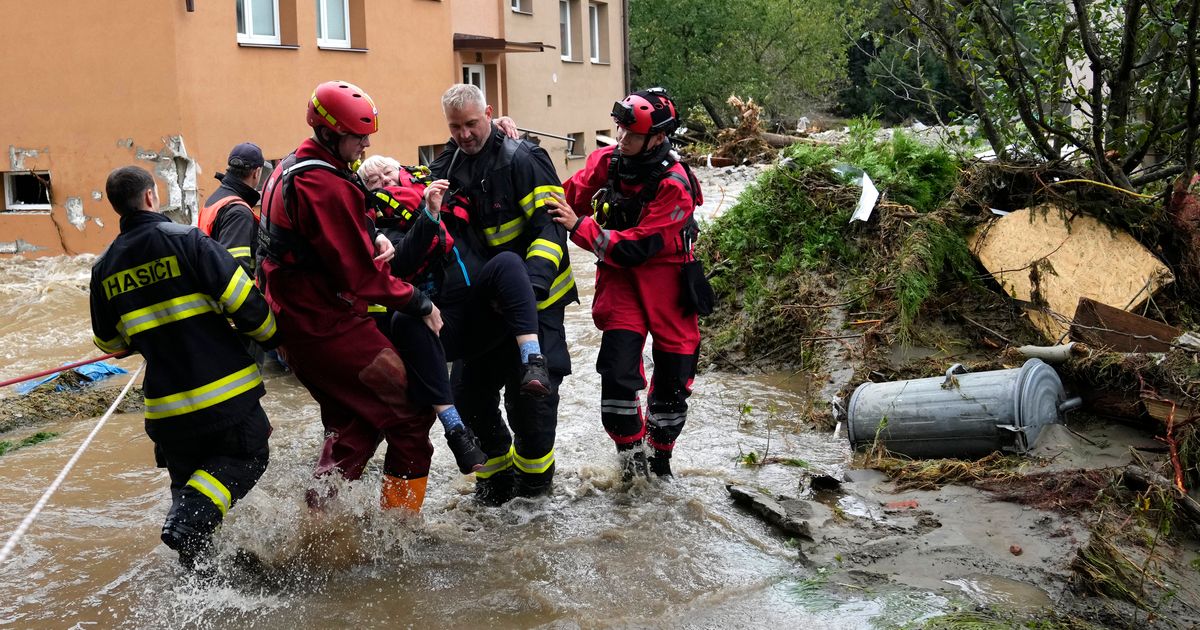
top-left (727, 484), bottom-right (813, 539)
top-left (138, 135), bottom-right (199, 224)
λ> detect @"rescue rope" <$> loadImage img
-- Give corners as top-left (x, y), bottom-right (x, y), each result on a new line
top-left (0, 360), bottom-right (145, 565)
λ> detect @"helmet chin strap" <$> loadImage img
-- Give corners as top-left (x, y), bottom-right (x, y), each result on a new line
top-left (313, 127), bottom-right (346, 163)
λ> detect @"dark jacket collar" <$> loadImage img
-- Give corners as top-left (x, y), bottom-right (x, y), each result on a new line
top-left (119, 210), bottom-right (172, 233)
top-left (217, 173), bottom-right (261, 207)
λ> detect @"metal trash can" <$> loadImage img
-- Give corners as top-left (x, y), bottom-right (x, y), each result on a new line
top-left (846, 358), bottom-right (1081, 459)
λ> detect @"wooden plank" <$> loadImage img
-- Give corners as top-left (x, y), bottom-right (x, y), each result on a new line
top-left (1070, 296), bottom-right (1180, 352)
top-left (969, 204), bottom-right (1173, 341)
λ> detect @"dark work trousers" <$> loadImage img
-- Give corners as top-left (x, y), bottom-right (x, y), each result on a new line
top-left (156, 405), bottom-right (271, 564)
top-left (384, 251), bottom-right (542, 408)
top-left (451, 305), bottom-right (570, 497)
top-left (591, 263), bottom-right (699, 453)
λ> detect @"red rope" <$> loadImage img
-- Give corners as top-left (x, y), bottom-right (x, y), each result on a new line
top-left (0, 352), bottom-right (130, 389)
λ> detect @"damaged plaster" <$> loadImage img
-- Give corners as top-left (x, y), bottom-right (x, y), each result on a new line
top-left (8, 146), bottom-right (47, 171)
top-left (65, 197), bottom-right (88, 230)
top-left (0, 239), bottom-right (46, 255)
top-left (137, 135), bottom-right (199, 224)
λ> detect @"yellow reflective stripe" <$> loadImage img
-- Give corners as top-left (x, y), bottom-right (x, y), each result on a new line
top-left (186, 469), bottom-right (232, 516)
top-left (312, 95), bottom-right (338, 127)
top-left (144, 364), bottom-right (262, 419)
top-left (483, 215), bottom-right (526, 247)
top-left (367, 304), bottom-right (388, 313)
top-left (475, 445), bottom-right (515, 479)
top-left (518, 185), bottom-right (564, 218)
top-left (118, 293), bottom-right (217, 337)
top-left (219, 267), bottom-right (253, 314)
top-left (514, 448), bottom-right (555, 474)
top-left (526, 238), bottom-right (563, 266)
top-left (247, 310), bottom-right (277, 343)
top-left (93, 334), bottom-right (127, 353)
top-left (537, 266), bottom-right (575, 311)
top-left (227, 246), bottom-right (251, 259)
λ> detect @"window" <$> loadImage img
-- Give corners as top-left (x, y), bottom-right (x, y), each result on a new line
top-left (237, 0), bottom-right (281, 45)
top-left (596, 128), bottom-right (615, 148)
top-left (511, 0), bottom-right (531, 13)
top-left (316, 0), bottom-right (350, 48)
top-left (559, 1), bottom-right (573, 60)
top-left (462, 64), bottom-right (486, 97)
top-left (567, 132), bottom-right (585, 158)
top-left (588, 2), bottom-right (609, 63)
top-left (3, 172), bottom-right (52, 212)
top-left (418, 144), bottom-right (445, 166)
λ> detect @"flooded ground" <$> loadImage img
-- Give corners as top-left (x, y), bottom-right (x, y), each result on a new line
top-left (0, 251), bottom-right (968, 629)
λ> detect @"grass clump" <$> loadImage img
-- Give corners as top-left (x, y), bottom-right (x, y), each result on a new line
top-left (0, 431), bottom-right (59, 456)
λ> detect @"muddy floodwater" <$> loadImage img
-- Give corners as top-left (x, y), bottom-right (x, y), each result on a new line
top-left (0, 253), bottom-right (954, 629)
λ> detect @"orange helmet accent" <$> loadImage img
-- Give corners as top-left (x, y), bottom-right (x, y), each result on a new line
top-left (306, 81), bottom-right (379, 135)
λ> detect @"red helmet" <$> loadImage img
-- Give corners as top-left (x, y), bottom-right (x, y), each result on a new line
top-left (611, 88), bottom-right (679, 135)
top-left (307, 81), bottom-right (379, 135)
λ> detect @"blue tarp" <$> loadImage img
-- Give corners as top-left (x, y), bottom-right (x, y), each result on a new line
top-left (14, 361), bottom-right (128, 395)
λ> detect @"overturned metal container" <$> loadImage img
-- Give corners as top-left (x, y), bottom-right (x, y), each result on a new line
top-left (846, 358), bottom-right (1081, 459)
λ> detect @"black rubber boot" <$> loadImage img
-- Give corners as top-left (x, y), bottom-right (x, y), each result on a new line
top-left (475, 467), bottom-right (516, 506)
top-left (648, 449), bottom-right (673, 479)
top-left (514, 464), bottom-right (555, 499)
top-left (617, 442), bottom-right (648, 482)
top-left (445, 425), bottom-right (488, 474)
top-left (519, 354), bottom-right (552, 397)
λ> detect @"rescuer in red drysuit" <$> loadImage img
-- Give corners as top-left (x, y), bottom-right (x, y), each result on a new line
top-left (257, 80), bottom-right (438, 512)
top-left (546, 88), bottom-right (704, 480)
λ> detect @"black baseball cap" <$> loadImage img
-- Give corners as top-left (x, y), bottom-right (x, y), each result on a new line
top-left (227, 142), bottom-right (264, 169)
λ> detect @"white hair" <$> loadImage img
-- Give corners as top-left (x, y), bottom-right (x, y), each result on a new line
top-left (441, 83), bottom-right (488, 113)
top-left (357, 155), bottom-right (400, 183)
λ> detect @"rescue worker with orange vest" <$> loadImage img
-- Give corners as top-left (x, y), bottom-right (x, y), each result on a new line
top-left (546, 88), bottom-right (704, 480)
top-left (199, 143), bottom-right (264, 277)
top-left (429, 84), bottom-right (575, 505)
top-left (257, 80), bottom-right (438, 512)
top-left (90, 165), bottom-right (280, 569)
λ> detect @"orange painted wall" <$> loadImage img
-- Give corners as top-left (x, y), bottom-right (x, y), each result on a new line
top-left (0, 0), bottom-right (456, 257)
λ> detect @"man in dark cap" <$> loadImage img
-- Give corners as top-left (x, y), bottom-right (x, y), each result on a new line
top-left (200, 142), bottom-right (265, 276)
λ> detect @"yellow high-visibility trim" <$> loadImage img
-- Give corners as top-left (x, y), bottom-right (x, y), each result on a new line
top-left (144, 364), bottom-right (262, 419)
top-left (227, 246), bottom-right (251, 259)
top-left (246, 311), bottom-right (277, 343)
top-left (475, 445), bottom-right (515, 479)
top-left (518, 185), bottom-right (564, 218)
top-left (118, 293), bottom-right (217, 337)
top-left (312, 96), bottom-right (338, 127)
top-left (219, 267), bottom-right (253, 314)
top-left (93, 334), bottom-right (127, 354)
top-left (514, 448), bottom-right (555, 474)
top-left (537, 267), bottom-right (575, 311)
top-left (484, 215), bottom-right (526, 247)
top-left (526, 238), bottom-right (563, 266)
top-left (367, 304), bottom-right (388, 313)
top-left (101, 255), bottom-right (181, 300)
top-left (187, 469), bottom-right (232, 516)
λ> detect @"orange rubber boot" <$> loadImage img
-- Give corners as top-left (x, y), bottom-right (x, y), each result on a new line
top-left (380, 474), bottom-right (428, 513)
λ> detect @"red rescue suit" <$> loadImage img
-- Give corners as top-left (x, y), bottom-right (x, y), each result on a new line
top-left (563, 145), bottom-right (703, 458)
top-left (259, 138), bottom-right (435, 483)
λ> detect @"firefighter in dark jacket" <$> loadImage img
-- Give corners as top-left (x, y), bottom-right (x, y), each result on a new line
top-left (258, 80), bottom-right (438, 513)
top-left (199, 142), bottom-right (264, 277)
top-left (429, 83), bottom-right (575, 504)
top-left (89, 165), bottom-right (280, 568)
top-left (546, 89), bottom-right (703, 480)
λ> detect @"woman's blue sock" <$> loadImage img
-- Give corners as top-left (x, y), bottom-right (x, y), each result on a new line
top-left (438, 406), bottom-right (464, 432)
top-left (519, 339), bottom-right (542, 364)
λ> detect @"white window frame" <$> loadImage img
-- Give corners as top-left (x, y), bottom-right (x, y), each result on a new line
top-left (3, 171), bottom-right (52, 212)
top-left (589, 3), bottom-right (601, 63)
top-left (316, 0), bottom-right (351, 48)
top-left (237, 0), bottom-right (281, 45)
top-left (462, 64), bottom-right (486, 98)
top-left (511, 0), bottom-right (531, 13)
top-left (560, 1), bottom-right (573, 61)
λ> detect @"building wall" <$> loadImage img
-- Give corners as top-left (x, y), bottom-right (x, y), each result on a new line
top-left (0, 0), bottom-right (455, 257)
top-left (503, 0), bottom-right (626, 177)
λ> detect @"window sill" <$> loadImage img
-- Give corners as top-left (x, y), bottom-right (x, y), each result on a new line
top-left (590, 59), bottom-right (610, 65)
top-left (318, 45), bottom-right (368, 53)
top-left (511, 8), bottom-right (533, 15)
top-left (237, 42), bottom-right (300, 50)
top-left (567, 154), bottom-right (586, 160)
top-left (560, 58), bottom-right (584, 64)
top-left (1, 209), bottom-right (52, 214)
